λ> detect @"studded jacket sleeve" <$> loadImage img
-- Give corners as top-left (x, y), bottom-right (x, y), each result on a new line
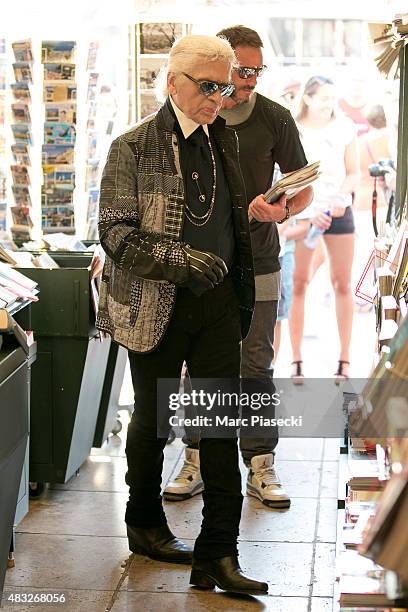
top-left (98, 135), bottom-right (189, 284)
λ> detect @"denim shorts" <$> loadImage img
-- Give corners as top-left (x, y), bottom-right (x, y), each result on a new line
top-left (277, 251), bottom-right (295, 320)
top-left (325, 205), bottom-right (355, 235)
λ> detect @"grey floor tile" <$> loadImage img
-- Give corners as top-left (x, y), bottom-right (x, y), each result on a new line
top-left (274, 438), bottom-right (324, 461)
top-left (17, 490), bottom-right (127, 537)
top-left (50, 456), bottom-right (129, 493)
top-left (164, 496), bottom-right (318, 543)
top-left (310, 597), bottom-right (334, 612)
top-left (0, 588), bottom-right (113, 612)
top-left (316, 499), bottom-right (338, 543)
top-left (273, 461), bottom-right (322, 498)
top-left (4, 534), bottom-right (130, 591)
top-left (319, 463), bottom-right (339, 499)
top-left (125, 542), bottom-right (314, 597)
top-left (322, 439), bottom-right (342, 461)
top-left (312, 543), bottom-right (336, 597)
top-left (112, 591), bottom-right (309, 611)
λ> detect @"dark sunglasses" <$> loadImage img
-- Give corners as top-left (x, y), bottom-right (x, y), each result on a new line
top-left (235, 65), bottom-right (267, 79)
top-left (182, 72), bottom-right (235, 97)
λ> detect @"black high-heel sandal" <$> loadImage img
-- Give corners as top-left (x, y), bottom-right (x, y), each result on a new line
top-left (291, 360), bottom-right (304, 385)
top-left (335, 360), bottom-right (350, 385)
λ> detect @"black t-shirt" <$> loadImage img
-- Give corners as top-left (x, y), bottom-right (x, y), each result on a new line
top-left (223, 93), bottom-right (307, 275)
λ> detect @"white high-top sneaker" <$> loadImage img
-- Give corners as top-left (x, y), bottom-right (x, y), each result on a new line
top-left (247, 453), bottom-right (290, 508)
top-left (164, 448), bottom-right (204, 501)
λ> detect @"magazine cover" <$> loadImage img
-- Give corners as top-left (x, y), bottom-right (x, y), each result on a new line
top-left (44, 63), bottom-right (76, 81)
top-left (139, 23), bottom-right (182, 54)
top-left (41, 204), bottom-right (75, 234)
top-left (43, 165), bottom-right (75, 191)
top-left (12, 103), bottom-right (31, 123)
top-left (11, 83), bottom-right (31, 102)
top-left (11, 204), bottom-right (33, 227)
top-left (11, 143), bottom-right (31, 165)
top-left (86, 42), bottom-right (99, 70)
top-left (44, 84), bottom-right (77, 102)
top-left (11, 123), bottom-right (32, 144)
top-left (45, 102), bottom-right (76, 123)
top-left (12, 185), bottom-right (31, 206)
top-left (13, 62), bottom-right (33, 83)
top-left (12, 40), bottom-right (33, 62)
top-left (41, 41), bottom-right (76, 63)
top-left (44, 122), bottom-right (76, 145)
top-left (11, 165), bottom-right (30, 186)
top-left (42, 144), bottom-right (75, 165)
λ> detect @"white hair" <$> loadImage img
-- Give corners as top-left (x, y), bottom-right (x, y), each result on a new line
top-left (156, 34), bottom-right (237, 99)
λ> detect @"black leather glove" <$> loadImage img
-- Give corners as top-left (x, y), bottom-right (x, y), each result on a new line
top-left (183, 245), bottom-right (228, 296)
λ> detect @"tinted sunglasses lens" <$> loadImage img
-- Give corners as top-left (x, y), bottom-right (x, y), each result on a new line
top-left (220, 83), bottom-right (235, 97)
top-left (199, 81), bottom-right (218, 96)
top-left (238, 66), bottom-right (265, 79)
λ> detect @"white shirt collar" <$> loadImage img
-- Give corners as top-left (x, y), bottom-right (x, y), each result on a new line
top-left (170, 96), bottom-right (209, 139)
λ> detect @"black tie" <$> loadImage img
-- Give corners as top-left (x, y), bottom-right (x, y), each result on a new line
top-left (186, 127), bottom-right (213, 214)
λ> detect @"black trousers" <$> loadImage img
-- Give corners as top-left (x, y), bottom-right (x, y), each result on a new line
top-left (126, 277), bottom-right (243, 560)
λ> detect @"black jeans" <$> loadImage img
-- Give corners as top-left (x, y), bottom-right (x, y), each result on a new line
top-left (126, 277), bottom-right (243, 560)
top-left (183, 299), bottom-right (279, 464)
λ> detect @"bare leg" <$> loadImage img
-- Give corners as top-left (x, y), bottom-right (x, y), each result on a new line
top-left (288, 238), bottom-right (316, 363)
top-left (323, 233), bottom-right (355, 374)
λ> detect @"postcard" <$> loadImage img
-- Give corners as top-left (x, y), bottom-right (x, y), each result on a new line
top-left (0, 202), bottom-right (6, 231)
top-left (11, 204), bottom-right (33, 227)
top-left (11, 143), bottom-right (31, 165)
top-left (45, 102), bottom-right (76, 123)
top-left (13, 62), bottom-right (33, 83)
top-left (43, 165), bottom-right (75, 191)
top-left (11, 123), bottom-right (32, 144)
top-left (11, 165), bottom-right (30, 186)
top-left (44, 84), bottom-right (76, 102)
top-left (44, 63), bottom-right (76, 81)
top-left (42, 144), bottom-right (75, 165)
top-left (12, 185), bottom-right (31, 206)
top-left (11, 83), bottom-right (31, 101)
top-left (140, 57), bottom-right (165, 89)
top-left (12, 103), bottom-right (31, 123)
top-left (41, 204), bottom-right (75, 234)
top-left (44, 122), bottom-right (76, 145)
top-left (41, 188), bottom-right (74, 207)
top-left (42, 40), bottom-right (76, 63)
top-left (139, 22), bottom-right (182, 54)
top-left (12, 40), bottom-right (33, 62)
top-left (87, 42), bottom-right (99, 70)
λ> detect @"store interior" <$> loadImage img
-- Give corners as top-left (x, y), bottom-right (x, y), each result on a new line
top-left (1, 1), bottom-right (408, 611)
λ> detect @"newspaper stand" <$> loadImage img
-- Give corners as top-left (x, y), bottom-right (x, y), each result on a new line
top-left (20, 253), bottom-right (111, 489)
top-left (0, 301), bottom-right (36, 596)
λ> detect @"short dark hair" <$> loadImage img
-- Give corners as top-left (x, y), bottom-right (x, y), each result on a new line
top-left (216, 25), bottom-right (263, 49)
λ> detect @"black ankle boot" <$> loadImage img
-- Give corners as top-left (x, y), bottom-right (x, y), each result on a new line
top-left (127, 524), bottom-right (192, 564)
top-left (190, 556), bottom-right (268, 594)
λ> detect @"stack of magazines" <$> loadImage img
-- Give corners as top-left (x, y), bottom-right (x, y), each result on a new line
top-left (264, 160), bottom-right (321, 204)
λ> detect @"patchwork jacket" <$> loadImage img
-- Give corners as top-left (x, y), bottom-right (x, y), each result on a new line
top-left (96, 100), bottom-right (255, 353)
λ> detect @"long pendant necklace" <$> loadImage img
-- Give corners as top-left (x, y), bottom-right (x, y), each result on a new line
top-left (185, 134), bottom-right (216, 227)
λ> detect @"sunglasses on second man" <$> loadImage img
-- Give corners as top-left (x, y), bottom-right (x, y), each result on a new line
top-left (235, 65), bottom-right (267, 79)
top-left (182, 72), bottom-right (235, 98)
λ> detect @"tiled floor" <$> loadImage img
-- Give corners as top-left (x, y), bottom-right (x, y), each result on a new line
top-left (3, 424), bottom-right (340, 612)
top-left (2, 266), bottom-right (376, 612)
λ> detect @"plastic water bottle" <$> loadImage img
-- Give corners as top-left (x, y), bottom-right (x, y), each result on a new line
top-left (304, 211), bottom-right (331, 250)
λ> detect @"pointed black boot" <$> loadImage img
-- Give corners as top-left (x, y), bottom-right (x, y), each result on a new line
top-left (190, 556), bottom-right (268, 595)
top-left (127, 524), bottom-right (193, 564)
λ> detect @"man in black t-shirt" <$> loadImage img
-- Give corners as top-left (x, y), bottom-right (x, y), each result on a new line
top-left (164, 26), bottom-right (313, 509)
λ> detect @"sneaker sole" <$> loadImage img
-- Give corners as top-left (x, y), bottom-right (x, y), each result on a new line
top-left (247, 484), bottom-right (291, 508)
top-left (163, 484), bottom-right (204, 501)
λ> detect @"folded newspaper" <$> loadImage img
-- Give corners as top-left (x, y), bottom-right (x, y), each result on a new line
top-left (264, 161), bottom-right (321, 204)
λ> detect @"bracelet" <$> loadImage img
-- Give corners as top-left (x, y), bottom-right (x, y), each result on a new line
top-left (277, 204), bottom-right (291, 224)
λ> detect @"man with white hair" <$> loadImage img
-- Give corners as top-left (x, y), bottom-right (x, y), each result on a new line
top-left (97, 34), bottom-right (267, 595)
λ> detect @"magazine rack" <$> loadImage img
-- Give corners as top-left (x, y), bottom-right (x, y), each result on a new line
top-left (0, 300), bottom-right (36, 595)
top-left (19, 253), bottom-right (111, 488)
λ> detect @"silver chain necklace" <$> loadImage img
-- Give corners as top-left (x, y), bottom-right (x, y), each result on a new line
top-left (184, 134), bottom-right (217, 227)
